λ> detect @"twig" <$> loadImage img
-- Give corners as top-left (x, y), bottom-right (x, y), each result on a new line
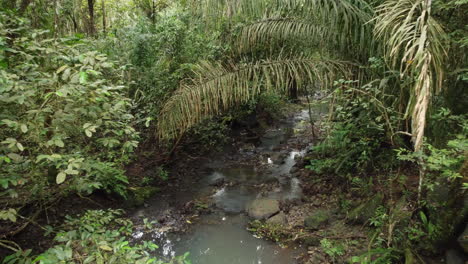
top-left (78, 194), bottom-right (104, 208)
top-left (0, 239), bottom-right (22, 252)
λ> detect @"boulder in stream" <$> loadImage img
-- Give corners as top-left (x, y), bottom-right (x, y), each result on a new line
top-left (266, 211), bottom-right (288, 225)
top-left (247, 198), bottom-right (280, 220)
top-left (304, 209), bottom-right (331, 230)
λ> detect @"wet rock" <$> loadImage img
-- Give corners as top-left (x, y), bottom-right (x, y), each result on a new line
top-left (290, 167), bottom-right (299, 174)
top-left (292, 172), bottom-right (302, 178)
top-left (293, 154), bottom-right (301, 161)
top-left (347, 194), bottom-right (383, 224)
top-left (457, 224), bottom-right (468, 253)
top-left (304, 209), bottom-right (330, 230)
top-left (445, 249), bottom-right (465, 264)
top-left (247, 198), bottom-right (280, 220)
top-left (210, 177), bottom-right (225, 187)
top-left (240, 143), bottom-right (256, 152)
top-left (266, 211), bottom-right (287, 225)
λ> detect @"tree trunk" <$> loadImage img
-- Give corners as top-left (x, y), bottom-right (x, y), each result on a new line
top-left (152, 0), bottom-right (156, 24)
top-left (87, 0), bottom-right (95, 36)
top-left (102, 0), bottom-right (106, 34)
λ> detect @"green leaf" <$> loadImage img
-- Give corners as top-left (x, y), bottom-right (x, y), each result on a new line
top-left (55, 139), bottom-right (65, 148)
top-left (79, 72), bottom-right (88, 84)
top-left (7, 153), bottom-right (22, 162)
top-left (20, 124), bottom-right (28, 133)
top-left (99, 245), bottom-right (113, 251)
top-left (62, 68), bottom-right (71, 81)
top-left (64, 169), bottom-right (79, 175)
top-left (8, 211), bottom-right (16, 222)
top-left (56, 172), bottom-right (66, 184)
top-left (56, 65), bottom-right (68, 74)
top-left (16, 142), bottom-right (24, 151)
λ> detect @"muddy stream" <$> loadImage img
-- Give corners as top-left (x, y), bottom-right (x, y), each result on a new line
top-left (131, 106), bottom-right (327, 264)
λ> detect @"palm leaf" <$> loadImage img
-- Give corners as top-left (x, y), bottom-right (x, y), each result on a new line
top-left (374, 0), bottom-right (447, 152)
top-left (157, 57), bottom-right (350, 140)
top-left (236, 17), bottom-right (343, 54)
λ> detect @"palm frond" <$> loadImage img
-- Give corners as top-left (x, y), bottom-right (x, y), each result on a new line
top-left (231, 1), bottom-right (374, 59)
top-left (157, 58), bottom-right (350, 140)
top-left (191, 0), bottom-right (373, 32)
top-left (236, 18), bottom-right (343, 54)
top-left (374, 0), bottom-right (447, 151)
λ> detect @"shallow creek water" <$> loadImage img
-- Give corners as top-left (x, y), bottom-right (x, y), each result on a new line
top-left (132, 108), bottom-right (325, 264)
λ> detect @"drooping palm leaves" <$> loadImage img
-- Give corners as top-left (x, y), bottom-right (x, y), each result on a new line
top-left (374, 0), bottom-right (447, 202)
top-left (157, 58), bottom-right (349, 139)
top-left (236, 18), bottom-right (343, 54)
top-left (157, 0), bottom-right (372, 140)
top-left (195, 0), bottom-right (374, 58)
top-left (374, 0), bottom-right (446, 152)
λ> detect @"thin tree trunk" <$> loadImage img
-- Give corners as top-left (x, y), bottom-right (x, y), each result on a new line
top-left (69, 14), bottom-right (78, 33)
top-left (102, 0), bottom-right (106, 34)
top-left (87, 0), bottom-right (95, 36)
top-left (152, 0), bottom-right (156, 24)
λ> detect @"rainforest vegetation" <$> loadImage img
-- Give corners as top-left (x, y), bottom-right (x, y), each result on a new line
top-left (0, 0), bottom-right (467, 263)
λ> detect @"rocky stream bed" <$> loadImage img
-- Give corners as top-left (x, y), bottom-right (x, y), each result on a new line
top-left (127, 104), bottom-right (467, 264)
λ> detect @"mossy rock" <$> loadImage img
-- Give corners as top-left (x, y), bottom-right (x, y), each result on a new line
top-left (302, 236), bottom-right (321, 247)
top-left (347, 193), bottom-right (383, 224)
top-left (266, 211), bottom-right (287, 225)
top-left (127, 186), bottom-right (159, 206)
top-left (304, 209), bottom-right (331, 230)
top-left (247, 198), bottom-right (280, 220)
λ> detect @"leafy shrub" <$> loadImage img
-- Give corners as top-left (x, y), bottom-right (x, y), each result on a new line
top-left (257, 92), bottom-right (288, 120)
top-left (3, 209), bottom-right (191, 264)
top-left (0, 13), bottom-right (139, 216)
top-left (187, 118), bottom-right (229, 152)
top-left (98, 6), bottom-right (224, 128)
top-left (306, 80), bottom-right (401, 176)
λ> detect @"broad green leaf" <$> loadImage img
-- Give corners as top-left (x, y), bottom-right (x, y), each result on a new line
top-left (62, 68), bottom-right (71, 81)
top-left (99, 245), bottom-right (113, 251)
top-left (56, 172), bottom-right (66, 184)
top-left (56, 65), bottom-right (68, 74)
top-left (7, 153), bottom-right (22, 162)
top-left (55, 138), bottom-right (65, 148)
top-left (79, 72), bottom-right (88, 84)
top-left (20, 124), bottom-right (28, 133)
top-left (16, 142), bottom-right (24, 151)
top-left (64, 169), bottom-right (79, 175)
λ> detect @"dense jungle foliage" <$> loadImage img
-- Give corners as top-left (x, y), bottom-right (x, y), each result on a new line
top-left (0, 0), bottom-right (467, 263)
